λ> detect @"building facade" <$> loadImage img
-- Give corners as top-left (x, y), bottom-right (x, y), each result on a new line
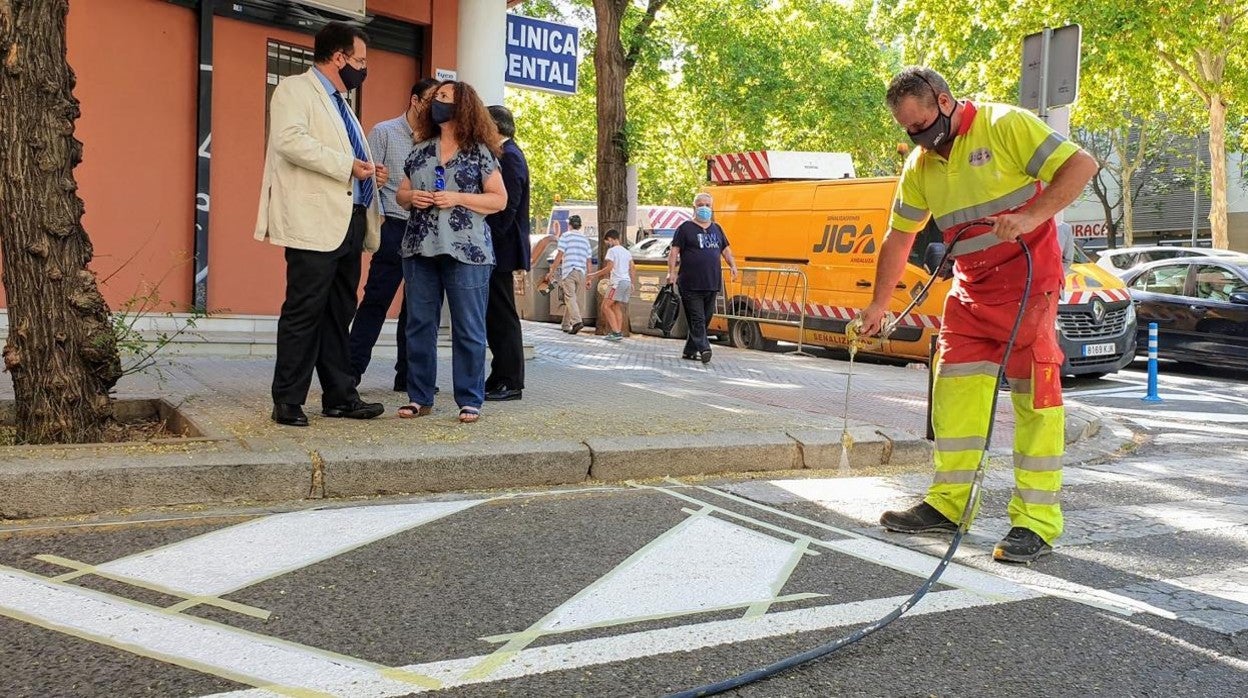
top-left (0, 0), bottom-right (521, 316)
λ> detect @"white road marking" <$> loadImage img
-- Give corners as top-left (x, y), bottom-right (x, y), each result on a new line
top-left (93, 500), bottom-right (483, 597)
top-left (0, 566), bottom-right (440, 694)
top-left (539, 514), bottom-right (808, 631)
top-left (205, 589), bottom-right (1011, 698)
top-left (1106, 565), bottom-right (1248, 634)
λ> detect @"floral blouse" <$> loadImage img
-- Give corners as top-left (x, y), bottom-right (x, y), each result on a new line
top-left (401, 139), bottom-right (498, 265)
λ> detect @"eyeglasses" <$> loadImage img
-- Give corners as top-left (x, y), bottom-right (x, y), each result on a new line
top-left (433, 165), bottom-right (445, 192)
top-left (338, 52), bottom-right (366, 68)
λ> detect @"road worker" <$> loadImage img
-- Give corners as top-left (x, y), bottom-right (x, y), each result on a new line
top-left (858, 66), bottom-right (1098, 563)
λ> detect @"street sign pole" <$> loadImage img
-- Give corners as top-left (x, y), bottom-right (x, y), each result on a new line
top-left (1037, 26), bottom-right (1052, 119)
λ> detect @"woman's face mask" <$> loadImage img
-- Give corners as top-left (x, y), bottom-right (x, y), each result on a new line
top-left (431, 100), bottom-right (455, 125)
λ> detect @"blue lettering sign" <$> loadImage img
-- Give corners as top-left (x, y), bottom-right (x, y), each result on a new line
top-left (505, 14), bottom-right (579, 96)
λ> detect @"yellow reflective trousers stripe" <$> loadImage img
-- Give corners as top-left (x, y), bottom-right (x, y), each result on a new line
top-left (924, 359), bottom-right (1064, 544)
top-left (1008, 386), bottom-right (1064, 543)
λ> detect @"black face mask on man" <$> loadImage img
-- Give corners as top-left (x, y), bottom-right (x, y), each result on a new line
top-left (431, 101), bottom-right (456, 125)
top-left (339, 63), bottom-right (367, 91)
top-left (907, 99), bottom-right (953, 151)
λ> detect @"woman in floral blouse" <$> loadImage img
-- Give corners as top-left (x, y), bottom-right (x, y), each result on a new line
top-left (396, 81), bottom-right (506, 423)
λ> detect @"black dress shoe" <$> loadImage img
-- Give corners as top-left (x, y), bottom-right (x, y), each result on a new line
top-left (322, 399), bottom-right (384, 419)
top-left (272, 403), bottom-right (309, 427)
top-left (485, 387), bottom-right (522, 401)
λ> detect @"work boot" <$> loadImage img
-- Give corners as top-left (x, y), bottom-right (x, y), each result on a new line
top-left (993, 527), bottom-right (1052, 564)
top-left (879, 502), bottom-right (957, 534)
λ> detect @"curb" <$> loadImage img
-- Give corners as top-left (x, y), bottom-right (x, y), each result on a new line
top-left (317, 440), bottom-right (592, 498)
top-left (0, 451), bottom-right (309, 521)
top-left (0, 408), bottom-right (1115, 520)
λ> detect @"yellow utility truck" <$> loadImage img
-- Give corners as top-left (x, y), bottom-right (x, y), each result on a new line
top-left (704, 151), bottom-right (1136, 376)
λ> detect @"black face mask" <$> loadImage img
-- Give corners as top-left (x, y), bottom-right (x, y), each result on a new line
top-left (431, 101), bottom-right (455, 125)
top-left (908, 99), bottom-right (953, 150)
top-left (339, 63), bottom-right (367, 91)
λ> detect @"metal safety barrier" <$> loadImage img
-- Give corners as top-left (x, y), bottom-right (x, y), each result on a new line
top-left (714, 266), bottom-right (811, 355)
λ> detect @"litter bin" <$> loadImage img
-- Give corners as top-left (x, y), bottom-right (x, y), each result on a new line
top-left (521, 234), bottom-right (554, 321)
top-left (628, 263), bottom-right (688, 338)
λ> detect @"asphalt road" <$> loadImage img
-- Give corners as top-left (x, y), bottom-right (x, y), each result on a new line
top-left (2, 361), bottom-right (1247, 697)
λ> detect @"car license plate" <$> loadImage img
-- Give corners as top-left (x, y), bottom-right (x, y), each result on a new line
top-left (1082, 342), bottom-right (1116, 357)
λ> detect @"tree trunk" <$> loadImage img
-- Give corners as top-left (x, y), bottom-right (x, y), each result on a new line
top-left (0, 0), bottom-right (121, 443)
top-left (1207, 94), bottom-right (1229, 249)
top-left (594, 0), bottom-right (629, 267)
top-left (1120, 163), bottom-right (1137, 248)
top-left (1091, 172), bottom-right (1118, 249)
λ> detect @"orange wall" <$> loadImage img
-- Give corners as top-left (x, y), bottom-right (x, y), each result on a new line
top-left (45, 0), bottom-right (198, 311)
top-left (29, 1), bottom-right (447, 317)
top-left (430, 0), bottom-right (459, 77)
top-left (369, 0), bottom-right (432, 24)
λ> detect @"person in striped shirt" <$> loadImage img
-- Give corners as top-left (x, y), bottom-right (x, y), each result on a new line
top-left (552, 215), bottom-right (593, 333)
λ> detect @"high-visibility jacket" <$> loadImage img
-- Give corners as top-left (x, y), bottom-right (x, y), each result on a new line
top-left (889, 101), bottom-right (1080, 304)
top-left (889, 101), bottom-right (1079, 545)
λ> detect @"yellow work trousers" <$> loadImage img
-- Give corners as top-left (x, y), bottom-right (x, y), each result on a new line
top-left (924, 293), bottom-right (1066, 543)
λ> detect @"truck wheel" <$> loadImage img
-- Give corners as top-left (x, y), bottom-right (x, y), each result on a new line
top-left (728, 319), bottom-right (776, 351)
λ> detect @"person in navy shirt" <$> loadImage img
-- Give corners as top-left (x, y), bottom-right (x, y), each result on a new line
top-left (667, 192), bottom-right (738, 363)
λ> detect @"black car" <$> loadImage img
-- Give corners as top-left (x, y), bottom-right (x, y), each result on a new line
top-left (1123, 256), bottom-right (1248, 368)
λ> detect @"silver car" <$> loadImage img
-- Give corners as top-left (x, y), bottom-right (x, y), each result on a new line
top-left (1096, 245), bottom-right (1248, 277)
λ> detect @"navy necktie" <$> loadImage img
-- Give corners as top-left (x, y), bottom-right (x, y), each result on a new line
top-left (333, 93), bottom-right (373, 208)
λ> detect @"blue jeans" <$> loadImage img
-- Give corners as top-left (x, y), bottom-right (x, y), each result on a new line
top-left (402, 254), bottom-right (492, 409)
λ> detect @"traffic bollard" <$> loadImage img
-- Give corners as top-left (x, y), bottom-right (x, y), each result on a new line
top-left (1143, 322), bottom-right (1162, 402)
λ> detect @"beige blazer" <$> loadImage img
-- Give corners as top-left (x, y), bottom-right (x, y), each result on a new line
top-left (254, 68), bottom-right (381, 253)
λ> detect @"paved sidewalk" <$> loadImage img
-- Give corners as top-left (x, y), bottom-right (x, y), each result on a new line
top-left (0, 322), bottom-right (1113, 519)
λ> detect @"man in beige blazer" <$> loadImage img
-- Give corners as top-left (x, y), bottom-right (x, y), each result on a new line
top-left (254, 22), bottom-right (386, 427)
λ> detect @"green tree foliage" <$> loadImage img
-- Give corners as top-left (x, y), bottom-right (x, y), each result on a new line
top-left (508, 0), bottom-right (902, 223)
top-left (873, 0), bottom-right (1246, 247)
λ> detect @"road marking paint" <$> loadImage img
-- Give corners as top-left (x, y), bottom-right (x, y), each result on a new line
top-left (745, 536), bottom-right (814, 618)
top-left (542, 513), bottom-right (809, 631)
top-left (1106, 565), bottom-right (1248, 634)
top-left (0, 565), bottom-right (441, 694)
top-left (89, 499), bottom-right (483, 598)
top-left (206, 589), bottom-right (1011, 698)
top-left (35, 554), bottom-right (274, 621)
top-left (462, 505), bottom-right (819, 680)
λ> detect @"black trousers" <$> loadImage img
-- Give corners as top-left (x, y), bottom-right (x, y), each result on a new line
top-left (485, 267), bottom-right (525, 391)
top-left (681, 289), bottom-right (718, 355)
top-left (348, 216), bottom-right (408, 381)
top-left (272, 207), bottom-right (365, 408)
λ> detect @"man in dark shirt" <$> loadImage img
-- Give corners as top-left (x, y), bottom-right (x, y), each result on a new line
top-left (483, 106), bottom-right (531, 400)
top-left (667, 192), bottom-right (738, 364)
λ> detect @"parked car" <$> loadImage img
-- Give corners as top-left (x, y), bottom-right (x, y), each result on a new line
top-left (1123, 256), bottom-right (1248, 368)
top-left (1096, 245), bottom-right (1248, 277)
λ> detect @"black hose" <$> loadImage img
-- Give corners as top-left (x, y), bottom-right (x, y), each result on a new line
top-left (667, 228), bottom-right (1034, 698)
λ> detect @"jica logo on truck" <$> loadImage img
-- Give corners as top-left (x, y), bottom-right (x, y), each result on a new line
top-left (813, 219), bottom-right (877, 259)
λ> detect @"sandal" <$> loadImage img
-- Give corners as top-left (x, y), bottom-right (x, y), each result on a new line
top-left (397, 404), bottom-right (432, 419)
top-left (457, 406), bottom-right (480, 424)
